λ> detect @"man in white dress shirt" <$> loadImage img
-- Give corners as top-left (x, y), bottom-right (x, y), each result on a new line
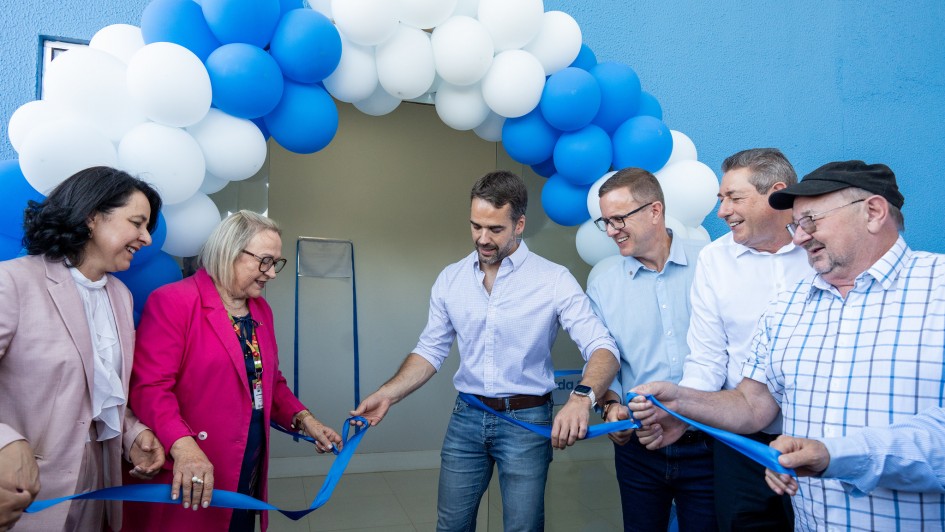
top-left (640, 148), bottom-right (811, 530)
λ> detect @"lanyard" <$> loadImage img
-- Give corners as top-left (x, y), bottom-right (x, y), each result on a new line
top-left (233, 314), bottom-right (263, 409)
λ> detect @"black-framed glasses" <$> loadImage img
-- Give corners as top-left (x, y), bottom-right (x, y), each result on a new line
top-left (242, 250), bottom-right (287, 273)
top-left (594, 202), bottom-right (654, 231)
top-left (786, 199), bottom-right (864, 237)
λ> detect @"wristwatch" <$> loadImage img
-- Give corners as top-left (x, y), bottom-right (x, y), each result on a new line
top-left (570, 384), bottom-right (597, 407)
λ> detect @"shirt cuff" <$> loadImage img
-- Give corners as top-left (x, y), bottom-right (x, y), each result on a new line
top-left (677, 375), bottom-right (718, 393)
top-left (742, 364), bottom-right (766, 383)
top-left (583, 338), bottom-right (619, 362)
top-left (822, 436), bottom-right (873, 497)
top-left (412, 348), bottom-right (444, 372)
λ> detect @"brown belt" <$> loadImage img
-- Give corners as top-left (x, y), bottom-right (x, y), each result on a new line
top-left (474, 393), bottom-right (551, 411)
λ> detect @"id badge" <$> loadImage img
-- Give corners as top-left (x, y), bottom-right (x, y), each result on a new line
top-left (252, 379), bottom-right (263, 410)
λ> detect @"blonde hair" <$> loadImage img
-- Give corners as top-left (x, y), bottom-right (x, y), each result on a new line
top-left (197, 210), bottom-right (282, 290)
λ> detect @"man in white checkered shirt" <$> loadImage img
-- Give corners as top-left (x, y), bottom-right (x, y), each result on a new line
top-left (630, 161), bottom-right (945, 531)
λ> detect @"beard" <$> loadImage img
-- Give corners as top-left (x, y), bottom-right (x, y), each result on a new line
top-left (477, 236), bottom-right (518, 265)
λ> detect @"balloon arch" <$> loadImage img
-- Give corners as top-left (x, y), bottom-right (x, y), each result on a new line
top-left (0, 0), bottom-right (719, 310)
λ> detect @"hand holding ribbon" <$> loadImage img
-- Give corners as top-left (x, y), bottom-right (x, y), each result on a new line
top-left (27, 417), bottom-right (371, 520)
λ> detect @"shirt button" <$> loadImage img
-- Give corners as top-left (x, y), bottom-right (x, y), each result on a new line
top-left (666, 330), bottom-right (672, 336)
top-left (661, 304), bottom-right (667, 309)
top-left (197, 431), bottom-right (208, 440)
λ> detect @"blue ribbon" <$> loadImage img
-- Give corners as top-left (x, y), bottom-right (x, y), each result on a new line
top-left (458, 393), bottom-right (640, 438)
top-left (26, 417), bottom-right (370, 520)
top-left (627, 392), bottom-right (795, 477)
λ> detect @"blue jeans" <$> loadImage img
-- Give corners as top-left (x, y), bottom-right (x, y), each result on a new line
top-left (436, 395), bottom-right (553, 532)
top-left (614, 433), bottom-right (715, 532)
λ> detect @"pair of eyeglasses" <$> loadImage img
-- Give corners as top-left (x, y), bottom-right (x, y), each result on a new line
top-left (594, 202), bottom-right (654, 232)
top-left (786, 199), bottom-right (864, 237)
top-left (242, 250), bottom-right (287, 273)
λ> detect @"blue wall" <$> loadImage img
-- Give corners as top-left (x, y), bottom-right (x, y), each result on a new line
top-left (4, 1), bottom-right (944, 251)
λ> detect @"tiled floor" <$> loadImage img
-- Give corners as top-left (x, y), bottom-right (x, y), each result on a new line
top-left (263, 458), bottom-right (623, 531)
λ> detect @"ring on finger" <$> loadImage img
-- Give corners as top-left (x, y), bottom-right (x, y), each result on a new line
top-left (192, 475), bottom-right (204, 485)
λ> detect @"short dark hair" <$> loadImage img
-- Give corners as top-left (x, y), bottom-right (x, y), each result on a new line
top-left (599, 167), bottom-right (665, 208)
top-left (23, 166), bottom-right (163, 265)
top-left (721, 148), bottom-right (797, 193)
top-left (470, 171), bottom-right (528, 221)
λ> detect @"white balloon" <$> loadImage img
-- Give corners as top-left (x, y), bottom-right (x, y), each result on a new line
top-left (477, 0), bottom-right (544, 52)
top-left (353, 84), bottom-right (402, 116)
top-left (587, 254), bottom-right (623, 287)
top-left (586, 171), bottom-right (618, 221)
top-left (434, 83), bottom-right (490, 131)
top-left (8, 100), bottom-right (74, 153)
top-left (331, 0), bottom-right (398, 46)
top-left (323, 36), bottom-right (378, 103)
top-left (126, 42), bottom-right (212, 128)
top-left (308, 0), bottom-right (332, 18)
top-left (665, 130), bottom-right (698, 168)
top-left (42, 47), bottom-right (147, 143)
top-left (522, 11), bottom-right (581, 75)
top-left (452, 0), bottom-right (479, 17)
top-left (473, 111), bottom-right (504, 142)
top-left (89, 24), bottom-right (145, 64)
top-left (199, 172), bottom-right (229, 194)
top-left (431, 16), bottom-right (494, 86)
top-left (161, 192), bottom-right (222, 257)
top-left (575, 219), bottom-right (620, 266)
top-left (481, 50), bottom-right (545, 118)
top-left (396, 0), bottom-right (457, 29)
top-left (186, 109), bottom-right (266, 182)
top-left (687, 225), bottom-right (711, 242)
top-left (376, 24), bottom-right (436, 100)
top-left (664, 214), bottom-right (688, 240)
top-left (118, 122), bottom-right (206, 205)
top-left (656, 160), bottom-right (720, 227)
top-left (18, 119), bottom-right (119, 194)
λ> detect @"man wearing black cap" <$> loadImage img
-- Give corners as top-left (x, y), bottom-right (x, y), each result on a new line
top-left (629, 161), bottom-right (945, 531)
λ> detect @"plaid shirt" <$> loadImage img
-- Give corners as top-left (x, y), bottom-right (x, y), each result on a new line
top-left (744, 236), bottom-right (945, 531)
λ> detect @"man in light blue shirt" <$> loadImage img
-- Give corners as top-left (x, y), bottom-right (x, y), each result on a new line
top-left (586, 168), bottom-right (710, 531)
top-left (352, 171), bottom-right (620, 532)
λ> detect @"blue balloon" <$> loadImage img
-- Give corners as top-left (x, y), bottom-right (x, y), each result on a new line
top-left (591, 62), bottom-right (642, 133)
top-left (206, 43), bottom-right (285, 119)
top-left (132, 212), bottom-right (167, 265)
top-left (201, 0), bottom-right (281, 47)
top-left (0, 233), bottom-right (25, 262)
top-left (636, 91), bottom-right (663, 120)
top-left (530, 157), bottom-right (557, 178)
top-left (0, 160), bottom-right (44, 239)
top-left (540, 67), bottom-right (601, 132)
top-left (278, 0), bottom-right (303, 16)
top-left (612, 116), bottom-right (673, 172)
top-left (553, 125), bottom-right (613, 186)
top-left (541, 174), bottom-right (591, 226)
top-left (264, 81), bottom-right (338, 154)
top-left (140, 0), bottom-right (221, 62)
top-left (569, 44), bottom-right (597, 71)
top-left (269, 9), bottom-right (342, 84)
top-left (114, 251), bottom-right (183, 313)
top-left (502, 109), bottom-right (560, 166)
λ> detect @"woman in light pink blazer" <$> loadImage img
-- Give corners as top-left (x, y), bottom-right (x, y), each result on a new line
top-left (126, 211), bottom-right (342, 532)
top-left (0, 167), bottom-right (165, 531)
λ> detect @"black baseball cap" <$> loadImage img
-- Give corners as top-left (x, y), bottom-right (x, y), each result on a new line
top-left (769, 160), bottom-right (904, 210)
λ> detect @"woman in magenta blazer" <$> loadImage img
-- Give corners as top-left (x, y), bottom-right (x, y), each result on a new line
top-left (0, 167), bottom-right (165, 531)
top-left (126, 210), bottom-right (342, 532)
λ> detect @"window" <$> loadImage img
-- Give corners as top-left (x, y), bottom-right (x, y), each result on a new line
top-left (38, 38), bottom-right (87, 99)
